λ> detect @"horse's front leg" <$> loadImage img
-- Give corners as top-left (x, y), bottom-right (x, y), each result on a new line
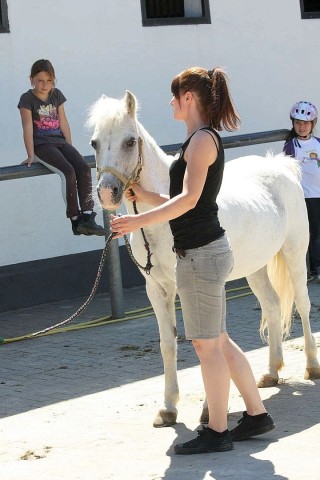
top-left (145, 277), bottom-right (179, 427)
top-left (247, 269), bottom-right (284, 387)
top-left (199, 398), bottom-right (209, 425)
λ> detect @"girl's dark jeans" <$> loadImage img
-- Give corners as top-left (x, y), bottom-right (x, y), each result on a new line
top-left (35, 143), bottom-right (94, 218)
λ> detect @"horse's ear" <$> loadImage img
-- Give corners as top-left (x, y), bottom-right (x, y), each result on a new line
top-left (124, 90), bottom-right (138, 117)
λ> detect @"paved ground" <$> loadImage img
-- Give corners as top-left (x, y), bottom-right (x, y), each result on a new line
top-left (0, 277), bottom-right (319, 480)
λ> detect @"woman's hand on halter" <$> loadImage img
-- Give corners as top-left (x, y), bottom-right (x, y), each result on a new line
top-left (125, 183), bottom-right (144, 203)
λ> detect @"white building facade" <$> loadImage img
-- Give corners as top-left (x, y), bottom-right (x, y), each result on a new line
top-left (0, 0), bottom-right (319, 310)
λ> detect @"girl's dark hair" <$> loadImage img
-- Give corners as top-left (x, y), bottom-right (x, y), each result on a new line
top-left (171, 66), bottom-right (240, 131)
top-left (30, 59), bottom-right (55, 80)
top-left (285, 127), bottom-right (297, 142)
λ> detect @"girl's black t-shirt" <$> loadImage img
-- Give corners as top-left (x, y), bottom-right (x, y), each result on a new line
top-left (18, 88), bottom-right (67, 146)
top-left (169, 127), bottom-right (225, 249)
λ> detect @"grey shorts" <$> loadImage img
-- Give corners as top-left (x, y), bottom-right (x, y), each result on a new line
top-left (175, 235), bottom-right (234, 340)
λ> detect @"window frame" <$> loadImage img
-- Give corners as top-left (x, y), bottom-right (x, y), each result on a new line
top-left (0, 0), bottom-right (9, 33)
top-left (141, 0), bottom-right (211, 27)
top-left (299, 0), bottom-right (320, 19)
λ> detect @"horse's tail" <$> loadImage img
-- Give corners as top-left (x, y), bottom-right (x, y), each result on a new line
top-left (260, 251), bottom-right (295, 341)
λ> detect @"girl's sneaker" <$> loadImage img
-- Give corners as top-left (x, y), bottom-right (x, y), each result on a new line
top-left (75, 212), bottom-right (105, 236)
top-left (71, 217), bottom-right (81, 235)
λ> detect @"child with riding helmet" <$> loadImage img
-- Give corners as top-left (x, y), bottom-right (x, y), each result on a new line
top-left (283, 101), bottom-right (320, 281)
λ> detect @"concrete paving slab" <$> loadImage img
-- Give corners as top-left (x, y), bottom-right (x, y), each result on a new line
top-left (0, 281), bottom-right (319, 479)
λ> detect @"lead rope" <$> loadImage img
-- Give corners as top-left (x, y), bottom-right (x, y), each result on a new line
top-left (127, 197), bottom-right (153, 274)
top-left (30, 232), bottom-right (114, 337)
top-left (24, 136), bottom-right (153, 339)
top-left (30, 218), bottom-right (153, 338)
top-left (123, 232), bottom-right (153, 275)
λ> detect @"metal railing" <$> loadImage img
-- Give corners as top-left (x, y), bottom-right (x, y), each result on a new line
top-left (0, 129), bottom-right (289, 181)
top-left (0, 129), bottom-right (289, 317)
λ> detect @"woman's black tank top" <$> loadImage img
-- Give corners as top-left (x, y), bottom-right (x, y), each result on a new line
top-left (169, 127), bottom-right (225, 249)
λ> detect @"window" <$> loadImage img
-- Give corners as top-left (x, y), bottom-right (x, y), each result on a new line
top-left (300, 0), bottom-right (320, 19)
top-left (0, 0), bottom-right (9, 33)
top-left (141, 0), bottom-right (211, 26)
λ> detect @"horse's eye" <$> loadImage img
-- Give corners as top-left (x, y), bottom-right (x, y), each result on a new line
top-left (127, 139), bottom-right (136, 148)
top-left (91, 139), bottom-right (97, 150)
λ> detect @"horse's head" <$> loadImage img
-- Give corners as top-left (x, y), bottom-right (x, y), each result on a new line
top-left (87, 90), bottom-right (142, 210)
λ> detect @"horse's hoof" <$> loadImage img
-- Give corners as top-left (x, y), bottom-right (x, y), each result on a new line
top-left (153, 409), bottom-right (177, 428)
top-left (257, 374), bottom-right (278, 388)
top-left (199, 408), bottom-right (209, 424)
top-left (304, 367), bottom-right (320, 380)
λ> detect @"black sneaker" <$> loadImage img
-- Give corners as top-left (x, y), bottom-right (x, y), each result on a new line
top-left (230, 412), bottom-right (275, 441)
top-left (76, 212), bottom-right (105, 236)
top-left (174, 427), bottom-right (233, 455)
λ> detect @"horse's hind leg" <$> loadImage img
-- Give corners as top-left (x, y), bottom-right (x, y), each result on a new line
top-left (145, 276), bottom-right (179, 427)
top-left (281, 247), bottom-right (320, 380)
top-left (246, 267), bottom-right (284, 387)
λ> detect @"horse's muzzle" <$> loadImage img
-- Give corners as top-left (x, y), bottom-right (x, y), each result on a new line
top-left (97, 182), bottom-right (123, 210)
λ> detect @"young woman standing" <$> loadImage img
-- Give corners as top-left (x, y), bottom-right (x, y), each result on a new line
top-left (111, 67), bottom-right (275, 454)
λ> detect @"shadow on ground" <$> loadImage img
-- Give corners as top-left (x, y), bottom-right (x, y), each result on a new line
top-left (161, 380), bottom-right (319, 480)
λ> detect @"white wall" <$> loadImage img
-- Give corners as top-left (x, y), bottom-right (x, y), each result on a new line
top-left (1, 0), bottom-right (319, 266)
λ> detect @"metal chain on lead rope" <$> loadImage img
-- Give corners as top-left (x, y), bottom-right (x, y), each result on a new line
top-left (122, 199), bottom-right (153, 275)
top-left (30, 232), bottom-right (114, 337)
top-left (128, 138), bottom-right (153, 274)
top-left (30, 228), bottom-right (152, 338)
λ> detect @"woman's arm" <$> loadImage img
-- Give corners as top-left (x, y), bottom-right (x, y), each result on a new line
top-left (58, 104), bottom-right (72, 144)
top-left (19, 108), bottom-right (35, 167)
top-left (125, 183), bottom-right (169, 206)
top-left (111, 130), bottom-right (217, 237)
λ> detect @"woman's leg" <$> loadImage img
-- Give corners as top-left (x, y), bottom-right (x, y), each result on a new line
top-left (176, 237), bottom-right (234, 432)
top-left (220, 332), bottom-right (275, 441)
top-left (174, 238), bottom-right (234, 454)
top-left (174, 337), bottom-right (233, 455)
top-left (221, 333), bottom-right (266, 415)
top-left (193, 337), bottom-right (230, 432)
top-left (193, 333), bottom-right (267, 433)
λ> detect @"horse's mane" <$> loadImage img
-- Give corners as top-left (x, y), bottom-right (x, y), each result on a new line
top-left (86, 95), bottom-right (139, 129)
top-left (138, 122), bottom-right (173, 164)
top-left (87, 94), bottom-right (172, 168)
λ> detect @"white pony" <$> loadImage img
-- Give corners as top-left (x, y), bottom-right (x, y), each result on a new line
top-left (88, 90), bottom-right (320, 427)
